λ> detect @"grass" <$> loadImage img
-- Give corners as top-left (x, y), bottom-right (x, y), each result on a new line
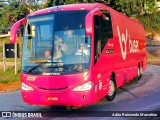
top-left (0, 35), bottom-right (22, 83)
top-left (0, 58), bottom-right (21, 62)
top-left (0, 66), bottom-right (21, 84)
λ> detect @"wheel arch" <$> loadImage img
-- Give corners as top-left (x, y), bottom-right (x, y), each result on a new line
top-left (111, 72), bottom-right (117, 87)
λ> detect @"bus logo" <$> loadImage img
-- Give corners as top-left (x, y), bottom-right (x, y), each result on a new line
top-left (26, 76), bottom-right (37, 81)
top-left (117, 26), bottom-right (139, 60)
top-left (86, 28), bottom-right (92, 32)
top-left (117, 26), bottom-right (127, 60)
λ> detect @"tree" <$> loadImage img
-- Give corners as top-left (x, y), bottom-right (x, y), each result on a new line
top-left (114, 0), bottom-right (156, 17)
top-left (0, 0), bottom-right (30, 32)
top-left (0, 0), bottom-right (47, 33)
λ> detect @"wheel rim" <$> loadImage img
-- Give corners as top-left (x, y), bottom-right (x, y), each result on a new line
top-left (108, 80), bottom-right (115, 96)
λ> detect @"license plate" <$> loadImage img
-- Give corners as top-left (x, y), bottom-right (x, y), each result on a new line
top-left (47, 96), bottom-right (59, 101)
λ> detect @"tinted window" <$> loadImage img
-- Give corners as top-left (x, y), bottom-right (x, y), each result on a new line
top-left (94, 10), bottom-right (113, 64)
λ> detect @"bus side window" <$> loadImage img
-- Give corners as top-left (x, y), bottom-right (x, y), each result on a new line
top-left (25, 24), bottom-right (32, 50)
top-left (94, 11), bottom-right (113, 64)
top-left (101, 12), bottom-right (113, 50)
top-left (94, 15), bottom-right (102, 64)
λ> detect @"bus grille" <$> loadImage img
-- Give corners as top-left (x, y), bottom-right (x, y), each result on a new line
top-left (38, 86), bottom-right (68, 90)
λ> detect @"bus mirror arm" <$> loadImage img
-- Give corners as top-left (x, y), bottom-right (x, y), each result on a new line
top-left (85, 8), bottom-right (102, 36)
top-left (10, 18), bottom-right (27, 44)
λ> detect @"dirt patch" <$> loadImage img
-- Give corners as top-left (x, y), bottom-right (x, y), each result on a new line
top-left (147, 59), bottom-right (160, 65)
top-left (147, 46), bottom-right (160, 65)
top-left (0, 81), bottom-right (21, 93)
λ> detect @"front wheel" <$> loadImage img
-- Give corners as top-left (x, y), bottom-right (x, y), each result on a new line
top-left (106, 76), bottom-right (116, 101)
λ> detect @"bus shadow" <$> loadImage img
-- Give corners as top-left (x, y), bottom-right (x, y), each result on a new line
top-left (118, 87), bottom-right (138, 97)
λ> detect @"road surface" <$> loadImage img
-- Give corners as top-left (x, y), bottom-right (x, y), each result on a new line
top-left (0, 65), bottom-right (160, 120)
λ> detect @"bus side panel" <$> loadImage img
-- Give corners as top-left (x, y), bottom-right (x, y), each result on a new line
top-left (92, 49), bottom-right (114, 99)
top-left (110, 10), bottom-right (146, 88)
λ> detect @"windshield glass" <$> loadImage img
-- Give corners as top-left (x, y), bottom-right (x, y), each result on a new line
top-left (22, 10), bottom-right (91, 75)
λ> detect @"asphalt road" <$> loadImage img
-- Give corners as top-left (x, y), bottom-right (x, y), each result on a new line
top-left (0, 65), bottom-right (160, 120)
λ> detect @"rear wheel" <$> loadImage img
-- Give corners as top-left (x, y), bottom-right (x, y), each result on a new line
top-left (106, 75), bottom-right (116, 101)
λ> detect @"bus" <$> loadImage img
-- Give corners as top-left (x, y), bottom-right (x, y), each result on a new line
top-left (10, 3), bottom-right (146, 106)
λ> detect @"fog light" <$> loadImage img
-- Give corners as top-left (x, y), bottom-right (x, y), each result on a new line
top-left (82, 95), bottom-right (86, 99)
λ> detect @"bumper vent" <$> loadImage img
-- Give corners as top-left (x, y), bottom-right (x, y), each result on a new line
top-left (38, 86), bottom-right (68, 90)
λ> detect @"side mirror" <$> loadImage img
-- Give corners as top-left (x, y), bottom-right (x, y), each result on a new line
top-left (85, 8), bottom-right (101, 35)
top-left (10, 18), bottom-right (26, 44)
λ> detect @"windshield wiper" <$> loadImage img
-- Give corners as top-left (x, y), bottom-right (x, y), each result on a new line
top-left (27, 62), bottom-right (63, 73)
top-left (26, 62), bottom-right (87, 73)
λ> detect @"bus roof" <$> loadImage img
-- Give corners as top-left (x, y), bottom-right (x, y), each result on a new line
top-left (27, 3), bottom-right (110, 17)
top-left (27, 3), bottom-right (143, 28)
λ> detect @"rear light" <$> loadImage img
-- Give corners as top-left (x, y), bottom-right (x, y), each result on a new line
top-left (73, 81), bottom-right (93, 92)
top-left (22, 82), bottom-right (33, 91)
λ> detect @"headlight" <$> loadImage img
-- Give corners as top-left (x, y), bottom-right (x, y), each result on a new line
top-left (73, 81), bottom-right (93, 92)
top-left (22, 82), bottom-right (33, 91)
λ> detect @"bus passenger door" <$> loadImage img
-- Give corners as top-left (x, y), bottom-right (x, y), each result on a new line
top-left (94, 11), bottom-right (113, 64)
top-left (93, 10), bottom-right (114, 97)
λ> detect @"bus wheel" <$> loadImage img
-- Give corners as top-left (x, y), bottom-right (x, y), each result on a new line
top-left (106, 76), bottom-right (116, 101)
top-left (137, 65), bottom-right (143, 80)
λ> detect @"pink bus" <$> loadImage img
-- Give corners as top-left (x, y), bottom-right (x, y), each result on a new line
top-left (10, 3), bottom-right (146, 106)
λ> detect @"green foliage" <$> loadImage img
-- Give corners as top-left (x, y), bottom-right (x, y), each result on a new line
top-left (44, 0), bottom-right (157, 17)
top-left (64, 0), bottom-right (95, 4)
top-left (44, 0), bottom-right (55, 7)
top-left (114, 0), bottom-right (156, 17)
top-left (0, 4), bottom-right (9, 32)
top-left (0, 0), bottom-right (41, 32)
top-left (138, 11), bottom-right (160, 34)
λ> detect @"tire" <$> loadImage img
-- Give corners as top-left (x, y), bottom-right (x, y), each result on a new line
top-left (106, 76), bottom-right (116, 101)
top-left (137, 65), bottom-right (143, 80)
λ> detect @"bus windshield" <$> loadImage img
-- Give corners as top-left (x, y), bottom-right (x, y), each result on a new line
top-left (22, 10), bottom-right (91, 75)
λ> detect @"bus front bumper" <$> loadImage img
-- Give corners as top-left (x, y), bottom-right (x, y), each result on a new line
top-left (21, 89), bottom-right (97, 106)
